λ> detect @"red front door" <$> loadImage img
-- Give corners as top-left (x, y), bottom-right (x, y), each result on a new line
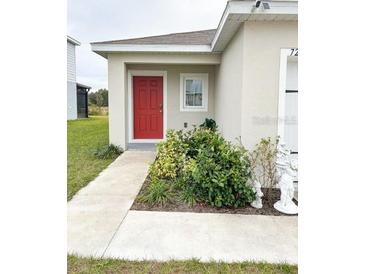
top-left (133, 76), bottom-right (163, 139)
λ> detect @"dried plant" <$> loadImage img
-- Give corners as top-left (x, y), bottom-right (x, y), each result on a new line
top-left (238, 137), bottom-right (279, 202)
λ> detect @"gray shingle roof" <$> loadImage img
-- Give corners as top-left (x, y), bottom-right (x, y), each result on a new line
top-left (91, 29), bottom-right (216, 45)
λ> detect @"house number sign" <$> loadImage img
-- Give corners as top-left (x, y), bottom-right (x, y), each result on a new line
top-left (289, 48), bottom-right (298, 56)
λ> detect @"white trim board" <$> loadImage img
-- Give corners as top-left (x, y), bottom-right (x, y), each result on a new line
top-left (127, 70), bottom-right (168, 143)
top-left (92, 44), bottom-right (211, 53)
top-left (277, 48), bottom-right (298, 140)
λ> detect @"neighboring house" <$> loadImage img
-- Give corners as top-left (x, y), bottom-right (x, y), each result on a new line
top-left (91, 0), bottom-right (298, 162)
top-left (67, 36), bottom-right (90, 119)
top-left (76, 83), bottom-right (91, 118)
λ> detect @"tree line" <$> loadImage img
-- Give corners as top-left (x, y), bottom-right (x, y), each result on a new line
top-left (88, 89), bottom-right (108, 107)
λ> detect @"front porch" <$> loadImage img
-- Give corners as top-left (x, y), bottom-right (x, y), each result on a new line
top-left (123, 62), bottom-right (219, 153)
top-left (108, 55), bottom-right (220, 151)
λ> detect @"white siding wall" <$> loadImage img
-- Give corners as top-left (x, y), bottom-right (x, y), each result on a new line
top-left (67, 40), bottom-right (77, 119)
top-left (67, 41), bottom-right (76, 82)
top-left (67, 81), bottom-right (77, 120)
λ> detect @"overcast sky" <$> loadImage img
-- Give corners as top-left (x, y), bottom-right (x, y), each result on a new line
top-left (68, 0), bottom-right (227, 92)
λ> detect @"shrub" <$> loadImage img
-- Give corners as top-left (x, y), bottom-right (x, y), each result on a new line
top-left (179, 186), bottom-right (197, 206)
top-left (249, 137), bottom-right (278, 186)
top-left (185, 127), bottom-right (216, 159)
top-left (248, 137), bottom-right (279, 200)
top-left (139, 178), bottom-right (172, 206)
top-left (200, 118), bottom-right (217, 131)
top-left (149, 130), bottom-right (188, 179)
top-left (144, 127), bottom-right (256, 208)
top-left (185, 129), bottom-right (255, 207)
top-left (93, 144), bottom-right (123, 159)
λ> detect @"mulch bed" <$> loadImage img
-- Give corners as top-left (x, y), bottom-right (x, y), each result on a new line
top-left (131, 177), bottom-right (298, 217)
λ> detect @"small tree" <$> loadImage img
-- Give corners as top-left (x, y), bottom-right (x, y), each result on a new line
top-left (98, 88), bottom-right (108, 106)
top-left (95, 93), bottom-right (104, 107)
top-left (238, 136), bottom-right (279, 202)
top-left (249, 137), bottom-right (279, 201)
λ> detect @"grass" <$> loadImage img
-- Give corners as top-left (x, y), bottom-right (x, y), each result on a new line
top-left (67, 116), bottom-right (120, 200)
top-left (67, 255), bottom-right (298, 274)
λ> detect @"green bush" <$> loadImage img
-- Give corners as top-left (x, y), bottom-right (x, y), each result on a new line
top-left (185, 128), bottom-right (216, 159)
top-left (200, 118), bottom-right (217, 131)
top-left (185, 129), bottom-right (255, 207)
top-left (144, 124), bottom-right (255, 208)
top-left (139, 178), bottom-right (172, 206)
top-left (149, 130), bottom-right (188, 179)
top-left (93, 144), bottom-right (123, 159)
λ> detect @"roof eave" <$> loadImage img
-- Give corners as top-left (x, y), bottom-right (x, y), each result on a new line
top-left (67, 35), bottom-right (81, 46)
top-left (211, 0), bottom-right (298, 51)
top-left (91, 44), bottom-right (213, 58)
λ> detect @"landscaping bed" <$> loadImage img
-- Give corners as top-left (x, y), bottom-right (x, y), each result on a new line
top-left (131, 120), bottom-right (297, 216)
top-left (132, 178), bottom-right (297, 216)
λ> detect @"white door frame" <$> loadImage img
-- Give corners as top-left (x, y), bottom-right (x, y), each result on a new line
top-left (277, 48), bottom-right (298, 139)
top-left (127, 70), bottom-right (167, 143)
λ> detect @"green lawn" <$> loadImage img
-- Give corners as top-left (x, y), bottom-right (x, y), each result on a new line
top-left (67, 116), bottom-right (118, 200)
top-left (67, 256), bottom-right (298, 274)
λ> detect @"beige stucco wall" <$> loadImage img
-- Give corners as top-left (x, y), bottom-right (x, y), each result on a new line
top-left (214, 24), bottom-right (245, 144)
top-left (108, 55), bottom-right (127, 148)
top-left (241, 21), bottom-right (298, 149)
top-left (107, 52), bottom-right (219, 149)
top-left (215, 21), bottom-right (297, 149)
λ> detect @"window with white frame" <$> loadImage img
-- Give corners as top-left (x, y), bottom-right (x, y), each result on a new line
top-left (180, 73), bottom-right (208, 111)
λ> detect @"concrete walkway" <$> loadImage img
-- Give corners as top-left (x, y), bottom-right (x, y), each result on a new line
top-left (67, 151), bottom-right (156, 257)
top-left (68, 150), bottom-right (297, 264)
top-left (105, 211), bottom-right (297, 264)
